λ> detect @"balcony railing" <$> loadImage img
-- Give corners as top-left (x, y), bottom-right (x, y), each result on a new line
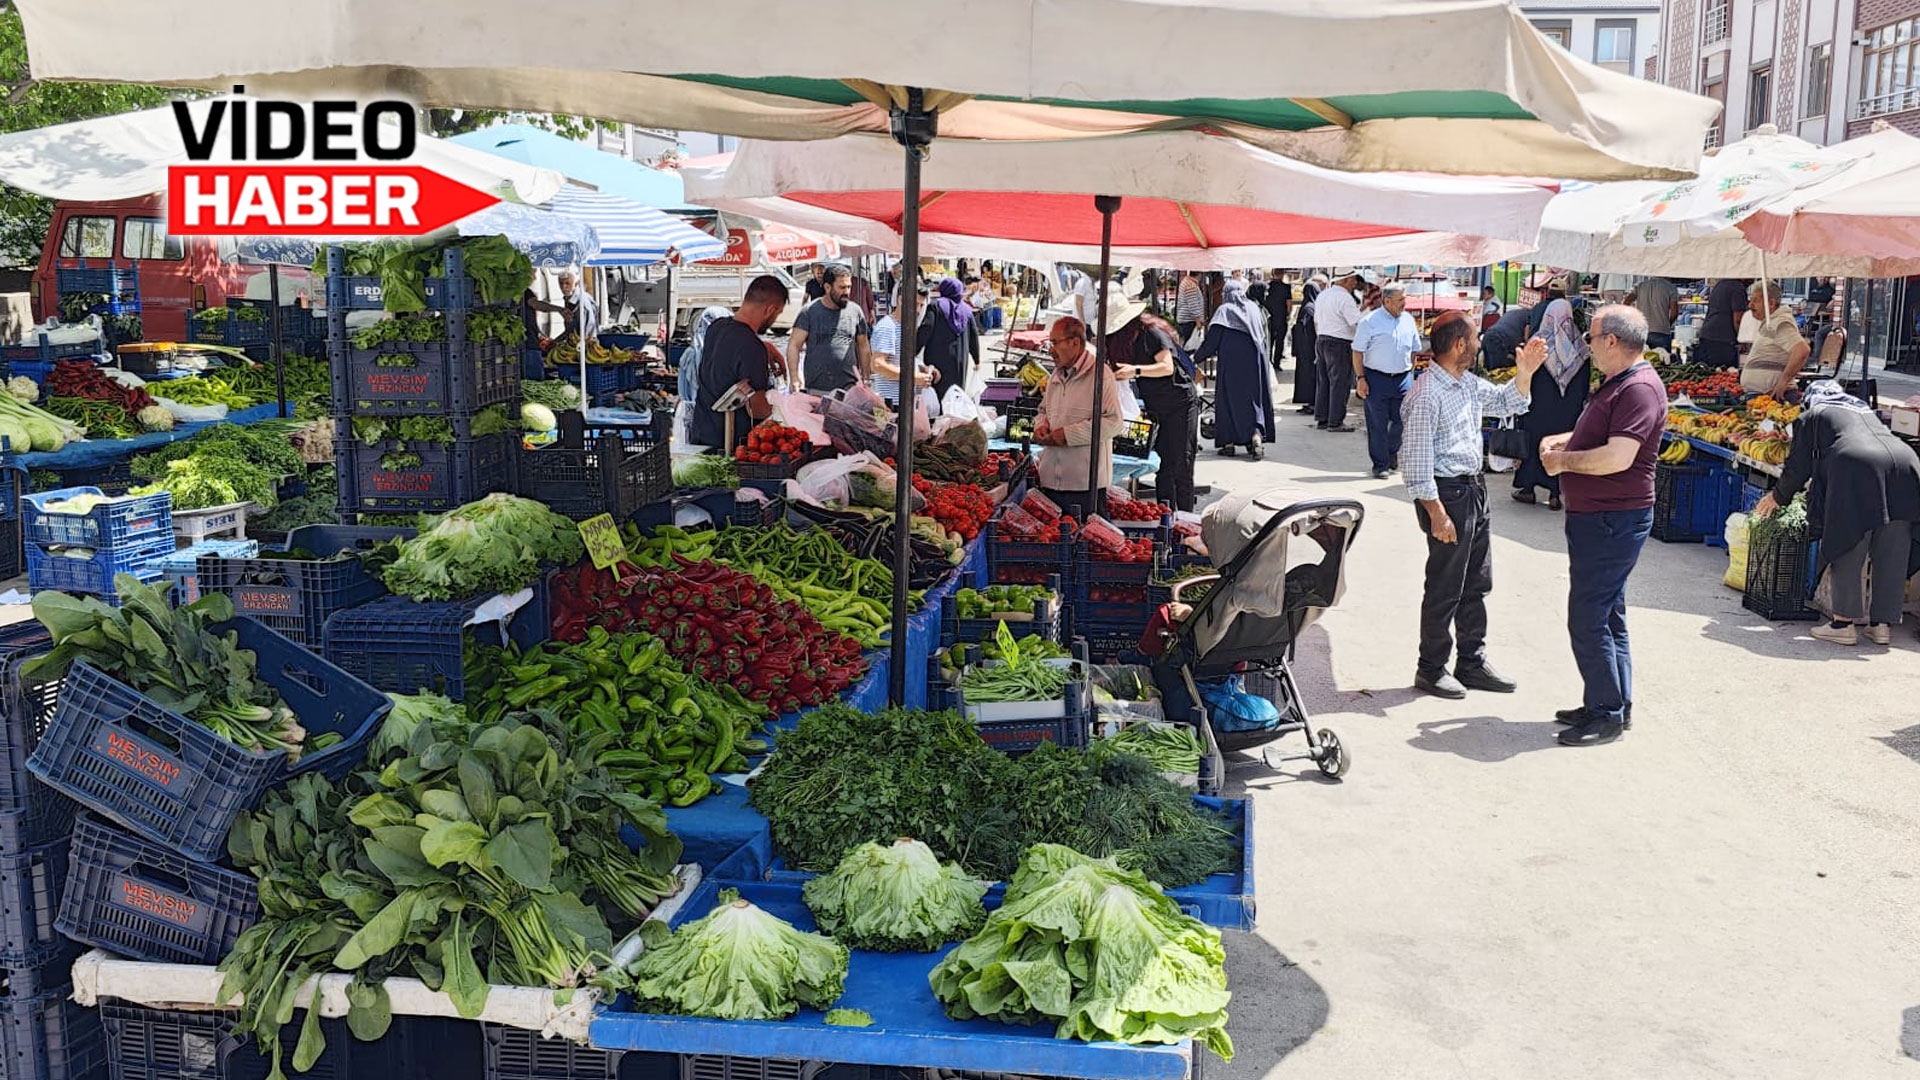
top-left (1855, 86), bottom-right (1920, 119)
top-left (1703, 1), bottom-right (1729, 43)
top-left (1704, 123), bottom-right (1723, 149)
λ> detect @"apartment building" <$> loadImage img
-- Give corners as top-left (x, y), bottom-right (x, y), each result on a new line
top-left (1523, 0), bottom-right (1665, 78)
top-left (1654, 0), bottom-right (1920, 146)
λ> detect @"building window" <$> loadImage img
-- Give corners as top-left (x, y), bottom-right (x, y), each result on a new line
top-left (1595, 22), bottom-right (1635, 73)
top-left (1857, 17), bottom-right (1920, 119)
top-left (1804, 43), bottom-right (1832, 116)
top-left (1704, 0), bottom-right (1730, 44)
top-left (1532, 21), bottom-right (1571, 50)
top-left (1748, 66), bottom-right (1772, 129)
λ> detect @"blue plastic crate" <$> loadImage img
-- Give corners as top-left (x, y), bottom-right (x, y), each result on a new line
top-left (1652, 461), bottom-right (1739, 545)
top-left (0, 979), bottom-right (107, 1080)
top-left (1, 334), bottom-right (99, 370)
top-left (27, 618), bottom-right (392, 863)
top-left (154, 538), bottom-right (258, 605)
top-left (56, 813), bottom-right (257, 967)
top-left (335, 434), bottom-right (518, 514)
top-left (0, 837), bottom-right (72, 970)
top-left (323, 571), bottom-right (553, 701)
top-left (103, 1004), bottom-right (419, 1080)
top-left (0, 625), bottom-right (74, 854)
top-left (939, 584), bottom-right (1062, 646)
top-left (25, 539), bottom-right (173, 599)
top-left (0, 517), bottom-right (20, 582)
top-left (195, 524), bottom-right (410, 647)
top-left (55, 262), bottom-right (138, 303)
top-left (22, 488), bottom-right (172, 551)
top-left (984, 506), bottom-right (1073, 588)
top-left (333, 339), bottom-right (520, 416)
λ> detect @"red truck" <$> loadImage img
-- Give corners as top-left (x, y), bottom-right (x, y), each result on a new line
top-left (30, 196), bottom-right (309, 343)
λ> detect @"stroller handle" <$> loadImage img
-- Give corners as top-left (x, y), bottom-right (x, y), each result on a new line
top-left (1214, 496), bottom-right (1367, 581)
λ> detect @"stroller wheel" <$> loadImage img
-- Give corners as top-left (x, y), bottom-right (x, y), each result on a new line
top-left (1315, 728), bottom-right (1350, 779)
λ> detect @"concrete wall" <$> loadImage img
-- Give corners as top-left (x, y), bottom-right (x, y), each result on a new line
top-left (1656, 0), bottom-right (1855, 145)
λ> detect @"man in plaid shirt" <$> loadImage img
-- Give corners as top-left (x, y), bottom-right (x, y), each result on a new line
top-left (1401, 311), bottom-right (1546, 700)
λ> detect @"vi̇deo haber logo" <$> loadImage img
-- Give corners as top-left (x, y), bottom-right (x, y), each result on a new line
top-left (165, 89), bottom-right (501, 236)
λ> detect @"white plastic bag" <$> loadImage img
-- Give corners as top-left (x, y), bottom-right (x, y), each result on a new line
top-left (1183, 324), bottom-right (1205, 351)
top-left (941, 384), bottom-right (980, 422)
top-left (1119, 386), bottom-right (1142, 423)
top-left (155, 399), bottom-right (228, 423)
top-left (793, 452), bottom-right (876, 508)
top-left (918, 386), bottom-right (939, 426)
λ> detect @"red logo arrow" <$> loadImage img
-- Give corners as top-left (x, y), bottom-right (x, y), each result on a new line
top-left (165, 165), bottom-right (502, 237)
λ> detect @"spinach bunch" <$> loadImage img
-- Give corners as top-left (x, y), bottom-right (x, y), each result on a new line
top-left (24, 578), bottom-right (310, 757)
top-left (349, 313), bottom-right (446, 348)
top-left (220, 702), bottom-right (682, 1080)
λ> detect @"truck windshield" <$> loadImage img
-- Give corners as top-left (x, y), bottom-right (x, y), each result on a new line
top-left (58, 215), bottom-right (114, 259)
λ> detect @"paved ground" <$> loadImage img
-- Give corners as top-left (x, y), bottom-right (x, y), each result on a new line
top-left (1206, 377), bottom-right (1920, 1079)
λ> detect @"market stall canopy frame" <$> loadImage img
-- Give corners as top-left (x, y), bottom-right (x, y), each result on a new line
top-left (15, 0), bottom-right (1718, 181)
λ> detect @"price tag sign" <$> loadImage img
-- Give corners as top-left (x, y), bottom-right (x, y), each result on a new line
top-left (577, 514), bottom-right (626, 570)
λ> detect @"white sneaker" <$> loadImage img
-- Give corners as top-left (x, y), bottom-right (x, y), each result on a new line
top-left (1811, 622), bottom-right (1859, 645)
top-left (1867, 624), bottom-right (1892, 646)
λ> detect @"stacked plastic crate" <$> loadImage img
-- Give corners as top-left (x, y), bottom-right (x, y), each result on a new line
top-left (21, 488), bottom-right (175, 605)
top-left (0, 621), bottom-right (105, 1080)
top-left (326, 247), bottom-right (521, 519)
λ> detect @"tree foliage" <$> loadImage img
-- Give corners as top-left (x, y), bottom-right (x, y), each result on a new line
top-left (425, 108), bottom-right (613, 141)
top-left (0, 2), bottom-right (173, 264)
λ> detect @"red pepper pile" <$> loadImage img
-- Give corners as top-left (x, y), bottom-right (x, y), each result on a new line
top-left (1106, 494), bottom-right (1170, 522)
top-left (912, 477), bottom-right (994, 540)
top-left (550, 557), bottom-right (867, 715)
top-left (733, 421), bottom-right (810, 466)
top-left (48, 360), bottom-right (156, 414)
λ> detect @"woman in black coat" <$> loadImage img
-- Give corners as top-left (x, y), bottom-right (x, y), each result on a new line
top-left (1290, 279), bottom-right (1321, 411)
top-left (915, 276), bottom-right (981, 399)
top-left (1755, 380), bottom-right (1920, 645)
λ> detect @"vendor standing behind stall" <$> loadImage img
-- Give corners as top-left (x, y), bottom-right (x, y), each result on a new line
top-left (691, 275), bottom-right (790, 451)
top-left (787, 265), bottom-right (872, 395)
top-left (1740, 281), bottom-right (1811, 396)
top-left (1034, 315), bottom-right (1125, 520)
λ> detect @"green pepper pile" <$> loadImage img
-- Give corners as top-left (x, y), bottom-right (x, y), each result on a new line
top-left (469, 627), bottom-right (770, 808)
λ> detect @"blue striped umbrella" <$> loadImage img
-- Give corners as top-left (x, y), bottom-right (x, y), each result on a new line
top-left (542, 187), bottom-right (725, 266)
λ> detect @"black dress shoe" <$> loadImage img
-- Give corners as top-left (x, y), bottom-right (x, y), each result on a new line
top-left (1327, 424), bottom-right (1357, 433)
top-left (1217, 445), bottom-right (1236, 457)
top-left (1555, 704), bottom-right (1633, 728)
top-left (1455, 663), bottom-right (1516, 693)
top-left (1299, 406), bottom-right (1317, 415)
top-left (1415, 671), bottom-right (1467, 699)
top-left (1511, 488), bottom-right (1537, 504)
top-left (1558, 715), bottom-right (1625, 746)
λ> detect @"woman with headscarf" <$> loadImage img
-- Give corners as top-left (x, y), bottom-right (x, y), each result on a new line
top-left (915, 276), bottom-right (981, 398)
top-left (1291, 275), bottom-right (1324, 412)
top-left (1754, 380), bottom-right (1920, 646)
top-left (1513, 297), bottom-right (1590, 511)
top-left (678, 304), bottom-right (733, 442)
top-left (1193, 279), bottom-right (1275, 460)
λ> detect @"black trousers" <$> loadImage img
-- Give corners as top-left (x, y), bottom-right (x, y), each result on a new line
top-left (1041, 487), bottom-right (1096, 521)
top-left (1147, 394), bottom-right (1201, 511)
top-left (1315, 336), bottom-right (1354, 427)
top-left (1415, 475), bottom-right (1493, 677)
top-left (1694, 338), bottom-right (1738, 368)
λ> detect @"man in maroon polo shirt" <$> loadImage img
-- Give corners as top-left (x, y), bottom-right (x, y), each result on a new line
top-left (1541, 305), bottom-right (1669, 747)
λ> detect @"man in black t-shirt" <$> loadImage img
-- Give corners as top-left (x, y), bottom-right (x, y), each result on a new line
top-left (690, 275), bottom-right (791, 450)
top-left (1697, 277), bottom-right (1750, 368)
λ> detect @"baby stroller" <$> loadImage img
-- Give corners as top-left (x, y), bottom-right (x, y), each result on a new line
top-left (1144, 488), bottom-right (1364, 783)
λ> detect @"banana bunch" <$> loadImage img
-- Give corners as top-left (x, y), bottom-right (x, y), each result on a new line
top-left (544, 337), bottom-right (637, 367)
top-left (1658, 439), bottom-right (1693, 465)
top-left (1737, 436), bottom-right (1791, 466)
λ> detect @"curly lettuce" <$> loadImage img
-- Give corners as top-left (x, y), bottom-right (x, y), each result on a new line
top-left (612, 890), bottom-right (847, 1020)
top-left (380, 494), bottom-right (585, 601)
top-left (802, 838), bottom-right (988, 952)
top-left (930, 844), bottom-right (1233, 1061)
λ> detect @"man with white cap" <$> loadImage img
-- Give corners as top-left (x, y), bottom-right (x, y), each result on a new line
top-left (1313, 268), bottom-right (1367, 433)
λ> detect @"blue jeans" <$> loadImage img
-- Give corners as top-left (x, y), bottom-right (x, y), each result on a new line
top-left (1363, 369), bottom-right (1412, 471)
top-left (1565, 508), bottom-right (1653, 722)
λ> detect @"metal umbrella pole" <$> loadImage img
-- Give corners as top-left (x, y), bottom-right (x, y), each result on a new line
top-left (888, 90), bottom-right (936, 707)
top-left (1085, 196), bottom-right (1121, 506)
top-left (267, 265), bottom-right (288, 418)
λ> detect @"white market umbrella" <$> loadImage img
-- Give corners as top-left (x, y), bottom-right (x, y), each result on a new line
top-left (1736, 125), bottom-right (1920, 265)
top-left (0, 96), bottom-right (564, 206)
top-left (1527, 178), bottom-right (1920, 278)
top-left (16, 0), bottom-right (1718, 182)
top-left (1614, 125), bottom-right (1859, 249)
top-left (682, 131), bottom-right (1556, 283)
